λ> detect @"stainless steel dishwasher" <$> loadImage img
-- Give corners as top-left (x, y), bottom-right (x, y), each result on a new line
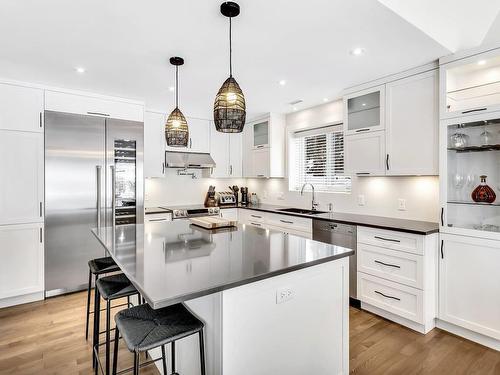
top-left (312, 220), bottom-right (357, 302)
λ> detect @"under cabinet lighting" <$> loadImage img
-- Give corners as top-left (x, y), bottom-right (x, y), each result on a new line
top-left (75, 67), bottom-right (86, 74)
top-left (279, 79), bottom-right (287, 86)
top-left (350, 47), bottom-right (365, 56)
top-left (168, 86), bottom-right (175, 91)
top-left (477, 60), bottom-right (486, 66)
top-left (323, 98), bottom-right (328, 102)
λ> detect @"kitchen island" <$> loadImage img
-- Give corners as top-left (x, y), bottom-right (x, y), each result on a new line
top-left (92, 220), bottom-right (353, 375)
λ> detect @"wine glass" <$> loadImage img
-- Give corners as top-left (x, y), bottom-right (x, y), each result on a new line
top-left (480, 126), bottom-right (493, 146)
top-left (452, 173), bottom-right (465, 201)
top-left (466, 174), bottom-right (477, 201)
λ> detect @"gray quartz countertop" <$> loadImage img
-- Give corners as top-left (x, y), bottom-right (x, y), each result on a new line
top-left (92, 221), bottom-right (353, 309)
top-left (220, 203), bottom-right (439, 235)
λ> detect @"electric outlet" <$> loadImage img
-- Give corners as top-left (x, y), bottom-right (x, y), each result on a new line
top-left (276, 287), bottom-right (294, 304)
top-left (263, 190), bottom-right (268, 200)
top-left (358, 195), bottom-right (366, 206)
top-left (277, 191), bottom-right (285, 200)
top-left (145, 193), bottom-right (150, 201)
top-left (398, 198), bottom-right (406, 211)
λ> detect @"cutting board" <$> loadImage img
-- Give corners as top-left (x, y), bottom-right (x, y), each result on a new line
top-left (189, 216), bottom-right (238, 229)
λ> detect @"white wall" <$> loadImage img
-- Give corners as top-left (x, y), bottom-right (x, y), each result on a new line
top-left (247, 100), bottom-right (440, 222)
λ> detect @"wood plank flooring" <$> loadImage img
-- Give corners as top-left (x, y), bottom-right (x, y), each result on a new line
top-left (0, 292), bottom-right (498, 374)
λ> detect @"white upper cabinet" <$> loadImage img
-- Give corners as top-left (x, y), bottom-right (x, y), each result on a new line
top-left (344, 85), bottom-right (385, 135)
top-left (243, 113), bottom-right (285, 178)
top-left (186, 118), bottom-right (210, 153)
top-left (344, 130), bottom-right (386, 176)
top-left (210, 125), bottom-right (230, 178)
top-left (439, 234), bottom-right (500, 340)
top-left (386, 70), bottom-right (438, 176)
top-left (0, 84), bottom-right (43, 132)
top-left (0, 223), bottom-right (44, 300)
top-left (229, 133), bottom-right (242, 177)
top-left (440, 47), bottom-right (500, 119)
top-left (144, 111), bottom-right (165, 178)
top-left (0, 131), bottom-right (44, 225)
top-left (45, 90), bottom-right (144, 122)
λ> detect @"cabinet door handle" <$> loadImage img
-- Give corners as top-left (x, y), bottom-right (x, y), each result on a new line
top-left (280, 219), bottom-right (294, 224)
top-left (374, 260), bottom-right (401, 269)
top-left (355, 128), bottom-right (370, 133)
top-left (440, 207), bottom-right (444, 226)
top-left (257, 174), bottom-right (265, 177)
top-left (374, 236), bottom-right (400, 243)
top-left (149, 218), bottom-right (168, 222)
top-left (250, 222), bottom-right (261, 226)
top-left (39, 202), bottom-right (43, 217)
top-left (229, 165), bottom-right (233, 175)
top-left (162, 162), bottom-right (165, 174)
top-left (189, 138), bottom-right (192, 148)
top-left (386, 154), bottom-right (390, 171)
top-left (250, 214), bottom-right (262, 218)
top-left (39, 227), bottom-right (43, 243)
top-left (461, 108), bottom-right (486, 114)
top-left (356, 172), bottom-right (370, 176)
top-left (374, 290), bottom-right (400, 301)
top-left (440, 239), bottom-right (444, 259)
top-left (256, 145), bottom-right (264, 149)
top-left (87, 111), bottom-right (110, 117)
top-left (39, 112), bottom-right (43, 128)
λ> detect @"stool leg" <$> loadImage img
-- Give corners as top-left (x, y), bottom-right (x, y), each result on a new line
top-left (199, 330), bottom-right (206, 375)
top-left (106, 300), bottom-right (111, 375)
top-left (171, 341), bottom-right (176, 373)
top-left (133, 352), bottom-right (140, 375)
top-left (93, 277), bottom-right (101, 369)
top-left (161, 345), bottom-right (168, 375)
top-left (112, 326), bottom-right (119, 375)
top-left (86, 270), bottom-right (92, 341)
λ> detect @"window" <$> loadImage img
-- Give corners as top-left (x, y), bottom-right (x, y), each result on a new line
top-left (289, 124), bottom-right (351, 193)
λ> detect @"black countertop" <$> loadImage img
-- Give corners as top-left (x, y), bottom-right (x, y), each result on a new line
top-left (219, 203), bottom-right (439, 235)
top-left (92, 221), bottom-right (353, 309)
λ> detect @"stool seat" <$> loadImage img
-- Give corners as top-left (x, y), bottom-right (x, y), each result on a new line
top-left (115, 303), bottom-right (204, 352)
top-left (96, 273), bottom-right (137, 300)
top-left (88, 256), bottom-right (120, 275)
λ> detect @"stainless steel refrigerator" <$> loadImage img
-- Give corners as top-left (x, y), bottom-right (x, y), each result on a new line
top-left (44, 111), bottom-right (144, 297)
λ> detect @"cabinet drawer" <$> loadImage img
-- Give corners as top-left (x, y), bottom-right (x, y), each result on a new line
top-left (358, 226), bottom-right (424, 255)
top-left (358, 244), bottom-right (423, 289)
top-left (358, 272), bottom-right (423, 324)
top-left (145, 213), bottom-right (172, 223)
top-left (266, 213), bottom-right (311, 233)
top-left (239, 210), bottom-right (266, 223)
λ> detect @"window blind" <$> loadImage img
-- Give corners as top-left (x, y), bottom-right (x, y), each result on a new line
top-left (289, 124), bottom-right (351, 193)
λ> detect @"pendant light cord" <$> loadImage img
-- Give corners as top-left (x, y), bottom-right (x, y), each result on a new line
top-left (175, 65), bottom-right (179, 108)
top-left (229, 17), bottom-right (232, 77)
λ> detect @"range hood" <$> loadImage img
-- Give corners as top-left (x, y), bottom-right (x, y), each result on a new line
top-left (165, 151), bottom-right (216, 169)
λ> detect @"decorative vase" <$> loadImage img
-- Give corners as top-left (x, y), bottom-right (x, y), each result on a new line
top-left (471, 175), bottom-right (496, 203)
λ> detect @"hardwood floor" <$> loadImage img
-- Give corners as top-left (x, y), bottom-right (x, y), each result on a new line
top-left (0, 292), bottom-right (498, 374)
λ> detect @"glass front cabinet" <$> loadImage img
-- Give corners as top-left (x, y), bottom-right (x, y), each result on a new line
top-left (441, 112), bottom-right (500, 239)
top-left (343, 85), bottom-right (385, 135)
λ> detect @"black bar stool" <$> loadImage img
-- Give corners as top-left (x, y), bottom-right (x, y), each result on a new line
top-left (94, 273), bottom-right (139, 375)
top-left (86, 257), bottom-right (121, 340)
top-left (112, 303), bottom-right (206, 375)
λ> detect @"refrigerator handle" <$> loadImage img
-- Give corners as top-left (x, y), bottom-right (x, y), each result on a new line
top-left (110, 165), bottom-right (116, 227)
top-left (96, 165), bottom-right (102, 228)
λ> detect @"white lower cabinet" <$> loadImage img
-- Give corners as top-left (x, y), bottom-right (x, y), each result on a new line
top-left (0, 223), bottom-right (44, 304)
top-left (0, 130), bottom-right (44, 225)
top-left (238, 209), bottom-right (312, 238)
top-left (220, 208), bottom-right (238, 221)
top-left (439, 233), bottom-right (500, 341)
top-left (357, 226), bottom-right (437, 333)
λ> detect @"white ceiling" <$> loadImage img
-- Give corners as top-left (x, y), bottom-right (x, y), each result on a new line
top-left (0, 0), bottom-right (462, 119)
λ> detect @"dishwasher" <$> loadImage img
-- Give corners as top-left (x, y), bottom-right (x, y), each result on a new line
top-left (312, 220), bottom-right (358, 304)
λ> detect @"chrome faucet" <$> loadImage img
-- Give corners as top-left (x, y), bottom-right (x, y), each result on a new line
top-left (300, 183), bottom-right (318, 210)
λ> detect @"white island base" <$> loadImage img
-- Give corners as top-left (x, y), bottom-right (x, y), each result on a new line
top-left (148, 258), bottom-right (349, 375)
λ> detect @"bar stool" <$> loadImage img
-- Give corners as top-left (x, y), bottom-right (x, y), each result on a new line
top-left (86, 257), bottom-right (121, 340)
top-left (94, 273), bottom-right (140, 375)
top-left (112, 303), bottom-right (206, 375)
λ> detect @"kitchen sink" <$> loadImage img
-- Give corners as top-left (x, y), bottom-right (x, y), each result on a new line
top-left (278, 208), bottom-right (327, 215)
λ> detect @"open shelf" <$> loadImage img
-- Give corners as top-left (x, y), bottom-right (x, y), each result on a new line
top-left (448, 144), bottom-right (500, 153)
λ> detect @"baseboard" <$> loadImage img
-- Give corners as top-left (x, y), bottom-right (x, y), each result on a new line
top-left (0, 291), bottom-right (44, 309)
top-left (436, 319), bottom-right (500, 351)
top-left (361, 302), bottom-right (434, 334)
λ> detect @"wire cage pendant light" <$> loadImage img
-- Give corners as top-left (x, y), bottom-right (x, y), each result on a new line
top-left (214, 2), bottom-right (246, 133)
top-left (165, 57), bottom-right (189, 147)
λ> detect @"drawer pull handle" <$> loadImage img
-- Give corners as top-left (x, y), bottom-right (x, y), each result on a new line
top-left (87, 111), bottom-right (110, 117)
top-left (374, 260), bottom-right (401, 269)
top-left (374, 290), bottom-right (400, 301)
top-left (280, 219), bottom-right (294, 224)
top-left (149, 218), bottom-right (168, 222)
top-left (461, 108), bottom-right (486, 114)
top-left (355, 128), bottom-right (370, 133)
top-left (250, 222), bottom-right (261, 226)
top-left (374, 236), bottom-right (400, 243)
top-left (250, 215), bottom-right (262, 218)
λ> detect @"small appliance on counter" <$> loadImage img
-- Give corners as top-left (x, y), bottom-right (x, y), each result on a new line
top-left (217, 191), bottom-right (237, 205)
top-left (240, 187), bottom-right (249, 205)
top-left (228, 185), bottom-right (239, 204)
top-left (250, 192), bottom-right (259, 205)
top-left (204, 185), bottom-right (217, 207)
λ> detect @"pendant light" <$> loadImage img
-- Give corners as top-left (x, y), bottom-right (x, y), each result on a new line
top-left (213, 1), bottom-right (246, 133)
top-left (165, 57), bottom-right (189, 147)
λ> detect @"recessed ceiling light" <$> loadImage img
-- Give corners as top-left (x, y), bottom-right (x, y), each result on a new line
top-left (168, 86), bottom-right (175, 92)
top-left (350, 47), bottom-right (365, 56)
top-left (362, 103), bottom-right (366, 106)
top-left (323, 98), bottom-right (328, 102)
top-left (292, 107), bottom-right (297, 111)
top-left (279, 79), bottom-right (287, 86)
top-left (75, 67), bottom-right (86, 74)
top-left (477, 60), bottom-right (486, 66)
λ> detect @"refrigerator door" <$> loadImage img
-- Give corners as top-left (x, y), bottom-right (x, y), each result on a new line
top-left (105, 118), bottom-right (144, 228)
top-left (44, 111), bottom-right (106, 296)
